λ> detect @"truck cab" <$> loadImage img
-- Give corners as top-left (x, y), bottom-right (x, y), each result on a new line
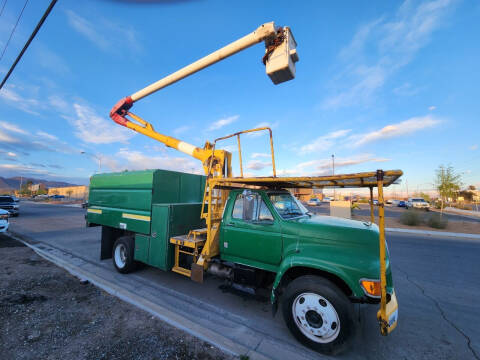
top-left (216, 188), bottom-right (397, 353)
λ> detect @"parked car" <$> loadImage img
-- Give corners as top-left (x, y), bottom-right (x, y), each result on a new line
top-left (0, 196), bottom-right (19, 216)
top-left (322, 196), bottom-right (333, 203)
top-left (397, 200), bottom-right (406, 207)
top-left (0, 208), bottom-right (9, 232)
top-left (49, 195), bottom-right (65, 199)
top-left (406, 198), bottom-right (430, 210)
top-left (307, 198), bottom-right (321, 206)
top-left (35, 194), bottom-right (49, 199)
top-left (391, 199), bottom-right (400, 206)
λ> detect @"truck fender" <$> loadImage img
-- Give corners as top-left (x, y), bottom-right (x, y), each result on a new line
top-left (270, 255), bottom-right (356, 311)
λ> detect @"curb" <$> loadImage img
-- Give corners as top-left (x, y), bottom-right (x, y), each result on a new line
top-left (386, 227), bottom-right (480, 239)
top-left (7, 232), bottom-right (265, 360)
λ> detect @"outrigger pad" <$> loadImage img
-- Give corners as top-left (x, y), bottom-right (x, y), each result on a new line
top-left (191, 263), bottom-right (204, 283)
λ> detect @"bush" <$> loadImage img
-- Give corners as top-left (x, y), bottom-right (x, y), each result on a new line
top-left (400, 209), bottom-right (423, 226)
top-left (427, 213), bottom-right (448, 229)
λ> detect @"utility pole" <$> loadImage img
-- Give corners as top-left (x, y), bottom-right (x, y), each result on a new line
top-left (332, 154), bottom-right (335, 200)
top-left (405, 179), bottom-right (409, 199)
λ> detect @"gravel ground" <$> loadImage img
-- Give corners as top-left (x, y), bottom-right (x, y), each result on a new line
top-left (0, 235), bottom-right (234, 360)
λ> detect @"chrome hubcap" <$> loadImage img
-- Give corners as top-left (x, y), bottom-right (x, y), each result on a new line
top-left (292, 292), bottom-right (340, 343)
top-left (114, 243), bottom-right (127, 268)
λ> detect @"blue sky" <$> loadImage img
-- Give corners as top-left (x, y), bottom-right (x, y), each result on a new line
top-left (0, 0), bottom-right (479, 194)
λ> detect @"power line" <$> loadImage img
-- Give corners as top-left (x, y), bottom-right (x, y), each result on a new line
top-left (0, 0), bottom-right (57, 90)
top-left (0, 0), bottom-right (7, 18)
top-left (0, 0), bottom-right (29, 62)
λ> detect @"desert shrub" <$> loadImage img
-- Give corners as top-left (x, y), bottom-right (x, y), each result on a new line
top-left (427, 213), bottom-right (448, 229)
top-left (400, 209), bottom-right (422, 226)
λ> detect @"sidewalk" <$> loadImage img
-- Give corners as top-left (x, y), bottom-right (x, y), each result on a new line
top-left (386, 227), bottom-right (480, 239)
top-left (443, 207), bottom-right (480, 218)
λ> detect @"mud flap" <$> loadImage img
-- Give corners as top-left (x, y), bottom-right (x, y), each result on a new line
top-left (191, 263), bottom-right (204, 283)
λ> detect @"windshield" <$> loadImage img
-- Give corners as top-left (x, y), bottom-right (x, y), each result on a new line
top-left (0, 196), bottom-right (14, 203)
top-left (412, 198), bottom-right (426, 202)
top-left (268, 192), bottom-right (308, 219)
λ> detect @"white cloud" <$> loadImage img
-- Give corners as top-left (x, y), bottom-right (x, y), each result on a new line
top-left (0, 85), bottom-right (41, 115)
top-left (208, 115), bottom-right (239, 131)
top-left (393, 82), bottom-right (424, 96)
top-left (0, 121), bottom-right (28, 135)
top-left (0, 130), bottom-right (19, 143)
top-left (247, 160), bottom-right (271, 171)
top-left (65, 10), bottom-right (142, 54)
top-left (36, 131), bottom-right (58, 141)
top-left (252, 152), bottom-right (271, 159)
top-left (101, 149), bottom-right (200, 174)
top-left (71, 103), bottom-right (134, 144)
top-left (300, 129), bottom-right (351, 154)
top-left (470, 144), bottom-right (478, 151)
top-left (276, 154), bottom-right (391, 177)
top-left (322, 0), bottom-right (454, 109)
top-left (7, 152), bottom-right (16, 157)
top-left (0, 163), bottom-right (49, 175)
top-left (428, 105), bottom-right (436, 111)
top-left (350, 115), bottom-right (440, 147)
top-left (33, 44), bottom-right (71, 75)
top-left (48, 95), bottom-right (70, 113)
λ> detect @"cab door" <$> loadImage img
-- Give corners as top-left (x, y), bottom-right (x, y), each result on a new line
top-left (221, 191), bottom-right (282, 267)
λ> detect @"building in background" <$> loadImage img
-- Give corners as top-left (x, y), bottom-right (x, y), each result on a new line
top-left (48, 185), bottom-right (88, 199)
top-left (291, 188), bottom-right (323, 201)
top-left (28, 183), bottom-right (47, 193)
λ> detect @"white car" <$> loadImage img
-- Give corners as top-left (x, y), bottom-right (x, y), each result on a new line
top-left (0, 209), bottom-right (9, 233)
top-left (322, 197), bottom-right (333, 203)
top-left (307, 198), bottom-right (321, 206)
top-left (406, 198), bottom-right (430, 210)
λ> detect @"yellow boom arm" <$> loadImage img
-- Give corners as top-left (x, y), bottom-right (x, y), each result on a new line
top-left (110, 22), bottom-right (298, 178)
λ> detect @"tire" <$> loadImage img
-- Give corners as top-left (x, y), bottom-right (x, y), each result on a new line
top-left (112, 236), bottom-right (136, 274)
top-left (281, 275), bottom-right (355, 355)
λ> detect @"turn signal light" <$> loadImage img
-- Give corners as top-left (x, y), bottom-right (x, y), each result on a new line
top-left (360, 279), bottom-right (381, 297)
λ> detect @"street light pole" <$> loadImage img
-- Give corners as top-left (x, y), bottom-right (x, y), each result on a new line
top-left (80, 151), bottom-right (102, 173)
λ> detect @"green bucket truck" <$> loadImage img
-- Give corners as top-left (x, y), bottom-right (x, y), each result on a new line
top-left (87, 168), bottom-right (401, 355)
top-left (95, 22), bottom-right (400, 354)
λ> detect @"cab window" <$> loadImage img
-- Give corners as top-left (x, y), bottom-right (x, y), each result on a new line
top-left (232, 193), bottom-right (273, 222)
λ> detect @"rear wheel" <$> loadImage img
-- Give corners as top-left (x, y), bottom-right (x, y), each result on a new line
top-left (281, 275), bottom-right (355, 355)
top-left (112, 236), bottom-right (136, 274)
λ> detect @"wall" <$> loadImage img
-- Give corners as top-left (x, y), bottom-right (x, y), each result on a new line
top-left (48, 186), bottom-right (88, 199)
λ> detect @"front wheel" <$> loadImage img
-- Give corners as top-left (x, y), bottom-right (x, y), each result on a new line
top-left (112, 236), bottom-right (136, 274)
top-left (282, 275), bottom-right (355, 355)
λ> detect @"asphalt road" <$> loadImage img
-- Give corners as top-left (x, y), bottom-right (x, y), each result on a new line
top-left (5, 201), bottom-right (480, 360)
top-left (304, 202), bottom-right (480, 223)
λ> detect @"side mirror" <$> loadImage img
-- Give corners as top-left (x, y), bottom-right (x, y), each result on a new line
top-left (243, 194), bottom-right (256, 220)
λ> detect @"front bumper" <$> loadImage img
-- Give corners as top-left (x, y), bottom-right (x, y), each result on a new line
top-left (0, 220), bottom-right (9, 233)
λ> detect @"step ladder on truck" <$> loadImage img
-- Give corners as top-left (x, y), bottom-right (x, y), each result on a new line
top-left (87, 22), bottom-right (399, 355)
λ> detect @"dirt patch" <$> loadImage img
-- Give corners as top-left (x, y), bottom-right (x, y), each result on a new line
top-left (0, 236), bottom-right (234, 360)
top-left (0, 234), bottom-right (26, 248)
top-left (352, 214), bottom-right (480, 234)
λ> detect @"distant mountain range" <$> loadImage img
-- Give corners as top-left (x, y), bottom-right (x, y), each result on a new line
top-left (0, 176), bottom-right (77, 191)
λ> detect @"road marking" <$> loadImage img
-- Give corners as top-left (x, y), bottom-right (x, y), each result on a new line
top-left (122, 213), bottom-right (150, 221)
